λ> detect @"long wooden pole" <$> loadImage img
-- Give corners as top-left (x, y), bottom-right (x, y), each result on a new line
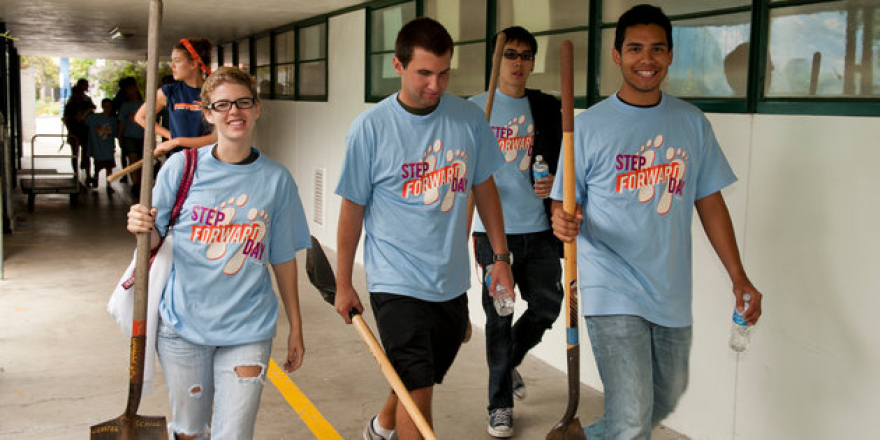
top-left (127, 0), bottom-right (162, 419)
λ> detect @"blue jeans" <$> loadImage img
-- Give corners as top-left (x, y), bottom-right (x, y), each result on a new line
top-left (474, 231), bottom-right (563, 411)
top-left (584, 315), bottom-right (692, 440)
top-left (157, 320), bottom-right (272, 439)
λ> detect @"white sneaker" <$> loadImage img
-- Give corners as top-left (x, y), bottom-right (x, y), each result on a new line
top-left (488, 407), bottom-right (514, 438)
top-left (364, 416), bottom-right (397, 440)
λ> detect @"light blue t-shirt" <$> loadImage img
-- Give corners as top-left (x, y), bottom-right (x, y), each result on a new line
top-left (336, 93), bottom-right (504, 302)
top-left (551, 93), bottom-right (736, 327)
top-left (154, 145), bottom-right (311, 346)
top-left (85, 113), bottom-right (117, 161)
top-left (469, 91), bottom-right (549, 234)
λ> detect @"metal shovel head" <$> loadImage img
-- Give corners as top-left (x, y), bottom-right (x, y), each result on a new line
top-left (306, 235), bottom-right (337, 305)
top-left (546, 417), bottom-right (587, 440)
top-left (90, 414), bottom-right (168, 439)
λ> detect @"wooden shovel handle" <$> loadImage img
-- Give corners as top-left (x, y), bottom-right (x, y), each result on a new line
top-left (108, 151), bottom-right (167, 183)
top-left (352, 315), bottom-right (437, 440)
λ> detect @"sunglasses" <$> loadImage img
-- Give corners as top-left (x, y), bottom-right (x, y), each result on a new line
top-left (502, 50), bottom-right (535, 61)
top-left (207, 97), bottom-right (257, 112)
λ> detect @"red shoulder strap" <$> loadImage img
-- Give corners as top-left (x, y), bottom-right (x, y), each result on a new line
top-left (167, 148), bottom-right (198, 229)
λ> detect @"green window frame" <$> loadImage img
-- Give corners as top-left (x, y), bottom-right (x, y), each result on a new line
top-left (274, 27), bottom-right (296, 99)
top-left (296, 19), bottom-right (329, 101)
top-left (366, 0), bottom-right (419, 102)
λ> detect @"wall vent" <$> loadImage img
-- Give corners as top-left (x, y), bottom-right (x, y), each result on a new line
top-left (313, 167), bottom-right (324, 226)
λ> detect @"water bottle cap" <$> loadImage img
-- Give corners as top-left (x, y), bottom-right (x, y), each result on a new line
top-left (743, 293), bottom-right (752, 302)
top-left (535, 155), bottom-right (543, 161)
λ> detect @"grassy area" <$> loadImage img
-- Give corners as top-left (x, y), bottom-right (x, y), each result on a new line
top-left (36, 99), bottom-right (60, 117)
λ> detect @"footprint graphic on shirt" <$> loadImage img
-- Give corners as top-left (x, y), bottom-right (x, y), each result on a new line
top-left (638, 135), bottom-right (664, 203)
top-left (223, 207), bottom-right (269, 275)
top-left (205, 194), bottom-right (247, 261)
top-left (519, 123), bottom-right (536, 172)
top-left (503, 118), bottom-right (520, 163)
top-left (421, 140), bottom-right (444, 205)
top-left (656, 147), bottom-right (689, 215)
top-left (440, 150), bottom-right (468, 212)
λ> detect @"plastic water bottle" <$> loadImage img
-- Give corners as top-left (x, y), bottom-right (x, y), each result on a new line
top-left (532, 155), bottom-right (549, 198)
top-left (485, 264), bottom-right (514, 317)
top-left (729, 293), bottom-right (752, 352)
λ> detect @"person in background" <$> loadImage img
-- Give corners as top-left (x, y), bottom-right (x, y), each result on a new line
top-left (85, 98), bottom-right (118, 193)
top-left (63, 78), bottom-right (96, 186)
top-left (126, 67), bottom-right (309, 439)
top-left (468, 25), bottom-right (563, 438)
top-left (551, 5), bottom-right (764, 439)
top-left (136, 38), bottom-right (215, 157)
top-left (117, 81), bottom-right (145, 196)
top-left (334, 17), bottom-right (514, 440)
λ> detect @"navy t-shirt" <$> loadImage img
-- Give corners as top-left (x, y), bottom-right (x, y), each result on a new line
top-left (162, 82), bottom-right (211, 153)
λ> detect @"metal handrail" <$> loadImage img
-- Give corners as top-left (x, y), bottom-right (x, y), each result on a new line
top-left (28, 133), bottom-right (77, 182)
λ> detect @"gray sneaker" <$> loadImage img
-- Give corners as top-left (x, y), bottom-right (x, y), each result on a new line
top-left (364, 416), bottom-right (397, 440)
top-left (512, 368), bottom-right (526, 400)
top-left (488, 407), bottom-right (514, 438)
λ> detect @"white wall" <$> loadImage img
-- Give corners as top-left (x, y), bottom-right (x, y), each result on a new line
top-left (253, 8), bottom-right (880, 439)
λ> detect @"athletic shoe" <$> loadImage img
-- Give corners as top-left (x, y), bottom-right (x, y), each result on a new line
top-left (364, 416), bottom-right (397, 440)
top-left (512, 368), bottom-right (526, 400)
top-left (488, 407), bottom-right (514, 438)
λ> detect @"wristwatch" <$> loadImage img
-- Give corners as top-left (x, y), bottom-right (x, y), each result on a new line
top-left (493, 252), bottom-right (514, 265)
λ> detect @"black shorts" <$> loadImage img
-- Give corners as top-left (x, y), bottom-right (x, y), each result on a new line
top-left (370, 292), bottom-right (469, 391)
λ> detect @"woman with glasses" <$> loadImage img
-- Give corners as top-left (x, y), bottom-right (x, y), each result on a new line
top-left (126, 66), bottom-right (310, 439)
top-left (136, 37), bottom-right (216, 156)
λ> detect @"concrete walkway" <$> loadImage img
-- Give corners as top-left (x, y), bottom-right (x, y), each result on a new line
top-left (0, 138), bottom-right (688, 439)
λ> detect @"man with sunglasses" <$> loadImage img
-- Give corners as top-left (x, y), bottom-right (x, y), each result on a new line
top-left (468, 26), bottom-right (563, 438)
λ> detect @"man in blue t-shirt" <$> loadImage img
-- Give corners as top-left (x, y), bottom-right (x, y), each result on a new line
top-left (551, 5), bottom-right (764, 439)
top-left (335, 18), bottom-right (514, 440)
top-left (469, 26), bottom-right (563, 438)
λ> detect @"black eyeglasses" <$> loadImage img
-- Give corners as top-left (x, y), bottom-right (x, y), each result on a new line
top-left (207, 97), bottom-right (257, 112)
top-left (502, 50), bottom-right (535, 61)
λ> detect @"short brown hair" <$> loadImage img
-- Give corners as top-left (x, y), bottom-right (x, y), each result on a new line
top-left (395, 17), bottom-right (454, 68)
top-left (200, 66), bottom-right (258, 108)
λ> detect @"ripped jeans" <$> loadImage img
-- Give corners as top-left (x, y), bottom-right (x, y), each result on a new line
top-left (157, 320), bottom-right (272, 439)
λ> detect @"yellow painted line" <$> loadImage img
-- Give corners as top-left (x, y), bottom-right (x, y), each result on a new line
top-left (267, 359), bottom-right (342, 440)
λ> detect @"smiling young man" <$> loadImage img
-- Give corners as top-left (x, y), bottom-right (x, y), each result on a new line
top-left (468, 26), bottom-right (563, 438)
top-left (550, 5), bottom-right (764, 439)
top-left (335, 17), bottom-right (514, 440)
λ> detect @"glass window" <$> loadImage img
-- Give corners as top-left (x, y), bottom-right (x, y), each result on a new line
top-left (274, 30), bottom-right (295, 98)
top-left (221, 43), bottom-right (233, 67)
top-left (297, 22), bottom-right (327, 99)
top-left (767, 1), bottom-right (880, 98)
top-left (600, 9), bottom-right (751, 99)
top-left (496, 0), bottom-right (589, 100)
top-left (446, 42), bottom-right (486, 96)
top-left (237, 39), bottom-right (251, 73)
top-left (254, 36), bottom-right (271, 98)
top-left (210, 46), bottom-right (219, 73)
top-left (497, 0), bottom-right (589, 33)
top-left (299, 23), bottom-right (326, 61)
top-left (602, 0), bottom-right (749, 23)
top-left (425, 0), bottom-right (487, 97)
top-left (256, 66), bottom-right (271, 98)
top-left (530, 31), bottom-right (589, 98)
top-left (367, 1), bottom-right (417, 100)
top-left (425, 0), bottom-right (486, 41)
top-left (276, 30), bottom-right (295, 64)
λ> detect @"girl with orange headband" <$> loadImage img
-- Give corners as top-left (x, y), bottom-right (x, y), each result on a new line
top-left (136, 37), bottom-right (216, 156)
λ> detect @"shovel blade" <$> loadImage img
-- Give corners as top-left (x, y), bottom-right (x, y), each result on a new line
top-left (90, 415), bottom-right (168, 440)
top-left (546, 417), bottom-right (587, 440)
top-left (306, 236), bottom-right (337, 304)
